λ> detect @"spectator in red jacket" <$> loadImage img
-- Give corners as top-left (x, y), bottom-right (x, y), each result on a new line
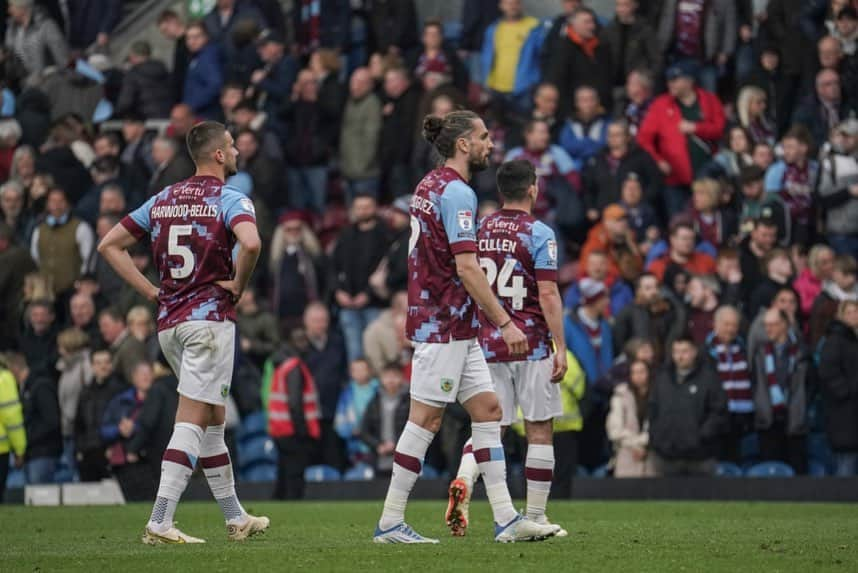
top-left (637, 61), bottom-right (726, 217)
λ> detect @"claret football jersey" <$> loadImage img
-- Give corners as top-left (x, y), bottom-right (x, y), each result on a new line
top-left (120, 175), bottom-right (256, 331)
top-left (477, 208), bottom-right (558, 362)
top-left (406, 167), bottom-right (481, 343)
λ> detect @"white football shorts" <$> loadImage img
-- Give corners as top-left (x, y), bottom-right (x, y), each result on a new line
top-left (158, 320), bottom-right (236, 406)
top-left (410, 338), bottom-right (495, 407)
top-left (488, 356), bottom-right (561, 426)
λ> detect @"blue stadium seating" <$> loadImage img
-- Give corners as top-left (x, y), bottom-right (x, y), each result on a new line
top-left (715, 462), bottom-right (743, 477)
top-left (807, 459), bottom-right (828, 477)
top-left (575, 466), bottom-right (590, 477)
top-left (745, 461), bottom-right (795, 478)
top-left (243, 463), bottom-right (278, 483)
top-left (806, 432), bottom-right (835, 475)
top-left (238, 436), bottom-right (278, 469)
top-left (344, 463), bottom-right (375, 481)
top-left (304, 465), bottom-right (342, 482)
top-left (237, 411), bottom-right (268, 443)
top-left (591, 464), bottom-right (610, 478)
top-left (7, 468), bottom-right (24, 489)
top-left (739, 433), bottom-right (760, 463)
top-left (419, 464), bottom-right (440, 479)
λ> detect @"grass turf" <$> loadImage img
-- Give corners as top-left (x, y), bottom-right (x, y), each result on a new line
top-left (0, 501), bottom-right (855, 572)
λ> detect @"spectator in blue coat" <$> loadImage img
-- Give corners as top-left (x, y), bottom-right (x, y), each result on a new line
top-left (248, 31), bottom-right (299, 118)
top-left (558, 85), bottom-right (611, 171)
top-left (565, 277), bottom-right (615, 385)
top-left (182, 22), bottom-right (224, 119)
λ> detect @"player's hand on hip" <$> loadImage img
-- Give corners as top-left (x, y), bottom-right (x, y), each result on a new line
top-left (146, 284), bottom-right (160, 303)
top-left (551, 351), bottom-right (567, 383)
top-left (501, 322), bottom-right (528, 356)
top-left (216, 280), bottom-right (242, 302)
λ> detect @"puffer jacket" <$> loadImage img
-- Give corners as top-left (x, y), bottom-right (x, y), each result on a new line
top-left (607, 382), bottom-right (656, 477)
top-left (818, 320), bottom-right (858, 451)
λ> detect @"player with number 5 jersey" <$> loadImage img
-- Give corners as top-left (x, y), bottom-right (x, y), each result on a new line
top-left (98, 121), bottom-right (269, 545)
top-left (448, 159), bottom-right (569, 539)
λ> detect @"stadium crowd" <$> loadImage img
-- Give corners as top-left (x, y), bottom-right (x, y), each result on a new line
top-left (1, 0), bottom-right (858, 502)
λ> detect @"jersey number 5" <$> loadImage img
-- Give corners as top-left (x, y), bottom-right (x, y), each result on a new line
top-left (479, 257), bottom-right (526, 310)
top-left (168, 225), bottom-right (195, 279)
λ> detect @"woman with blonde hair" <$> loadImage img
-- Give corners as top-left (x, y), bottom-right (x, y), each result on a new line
top-left (688, 178), bottom-right (738, 248)
top-left (269, 212), bottom-right (325, 332)
top-left (736, 85), bottom-right (775, 146)
top-left (793, 244), bottom-right (836, 317)
top-left (56, 327), bottom-right (92, 476)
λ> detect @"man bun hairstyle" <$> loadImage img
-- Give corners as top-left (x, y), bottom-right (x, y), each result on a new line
top-left (422, 110), bottom-right (480, 159)
top-left (186, 120), bottom-right (227, 164)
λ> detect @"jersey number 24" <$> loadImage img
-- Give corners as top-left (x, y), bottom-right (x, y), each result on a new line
top-left (479, 257), bottom-right (526, 311)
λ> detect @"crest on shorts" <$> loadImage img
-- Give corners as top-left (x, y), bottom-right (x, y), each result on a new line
top-left (457, 210), bottom-right (473, 232)
top-left (440, 378), bottom-right (454, 393)
top-left (547, 240), bottom-right (558, 265)
top-left (221, 384), bottom-right (230, 398)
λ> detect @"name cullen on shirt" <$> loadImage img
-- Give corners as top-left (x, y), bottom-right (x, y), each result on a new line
top-left (150, 204), bottom-right (219, 219)
top-left (479, 238), bottom-right (517, 253)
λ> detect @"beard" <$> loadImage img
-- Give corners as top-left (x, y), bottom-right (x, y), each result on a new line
top-left (468, 152), bottom-right (490, 174)
top-left (225, 163), bottom-right (238, 177)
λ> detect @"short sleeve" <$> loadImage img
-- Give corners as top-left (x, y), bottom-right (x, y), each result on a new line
top-left (439, 180), bottom-right (477, 255)
top-left (120, 195), bottom-right (156, 240)
top-left (532, 222), bottom-right (558, 282)
top-left (221, 187), bottom-right (257, 229)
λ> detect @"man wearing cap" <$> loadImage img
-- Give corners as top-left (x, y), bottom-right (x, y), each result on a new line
top-left (5, 0), bottom-right (68, 85)
top-left (368, 195), bottom-right (412, 301)
top-left (564, 276), bottom-right (613, 469)
top-left (249, 30), bottom-right (299, 117)
top-left (579, 202), bottom-right (642, 285)
top-left (818, 119), bottom-right (858, 259)
top-left (117, 41), bottom-right (173, 120)
top-left (737, 165), bottom-right (788, 244)
top-left (637, 60), bottom-right (725, 217)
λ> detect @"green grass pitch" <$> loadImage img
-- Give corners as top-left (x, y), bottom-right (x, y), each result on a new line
top-left (1, 501), bottom-right (856, 572)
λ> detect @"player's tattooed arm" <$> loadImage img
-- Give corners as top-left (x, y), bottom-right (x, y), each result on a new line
top-left (538, 280), bottom-right (568, 382)
top-left (454, 252), bottom-right (528, 355)
top-left (98, 224), bottom-right (159, 302)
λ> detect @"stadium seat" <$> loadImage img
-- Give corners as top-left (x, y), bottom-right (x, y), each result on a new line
top-left (7, 468), bottom-right (25, 489)
top-left (237, 411), bottom-right (268, 443)
top-left (54, 468), bottom-right (76, 484)
top-left (575, 466), bottom-right (590, 477)
top-left (419, 465), bottom-right (440, 479)
top-left (806, 433), bottom-right (835, 474)
top-left (739, 433), bottom-right (760, 463)
top-left (745, 461), bottom-right (795, 478)
top-left (591, 464), bottom-right (610, 478)
top-left (344, 463), bottom-right (375, 481)
top-left (304, 465), bottom-right (341, 482)
top-left (243, 463), bottom-right (278, 483)
top-left (238, 436), bottom-right (278, 469)
top-left (715, 462), bottom-right (743, 477)
top-left (807, 459), bottom-right (828, 477)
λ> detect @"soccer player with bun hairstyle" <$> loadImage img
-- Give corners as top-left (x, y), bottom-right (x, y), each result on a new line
top-left (448, 159), bottom-right (569, 537)
top-left (373, 113), bottom-right (560, 544)
top-left (98, 121), bottom-right (269, 544)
